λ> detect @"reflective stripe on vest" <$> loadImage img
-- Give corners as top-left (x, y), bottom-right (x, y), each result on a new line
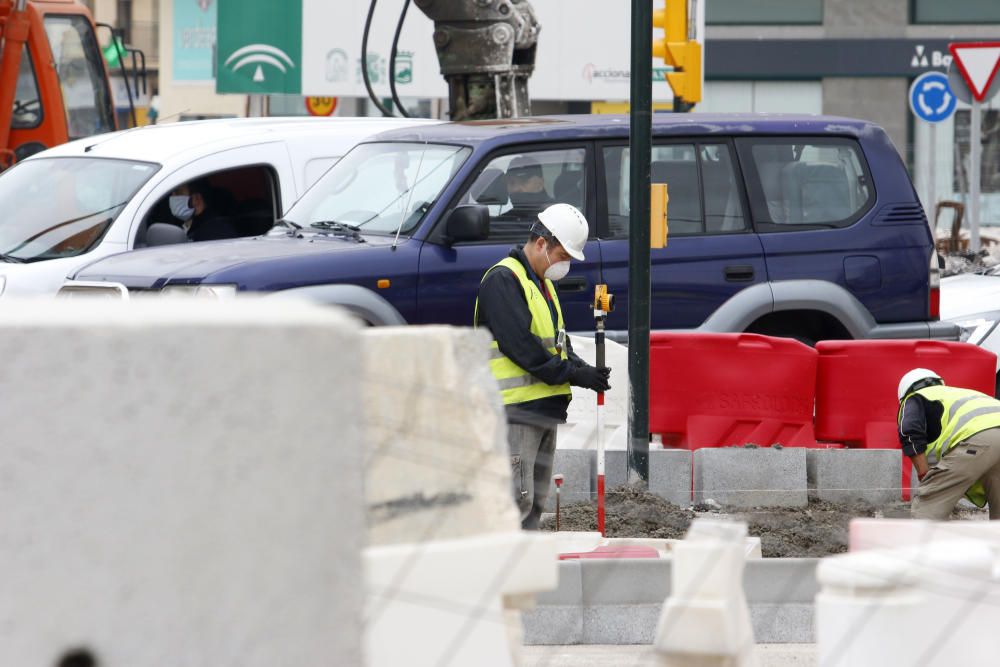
top-left (474, 256), bottom-right (572, 405)
top-left (898, 385), bottom-right (1000, 507)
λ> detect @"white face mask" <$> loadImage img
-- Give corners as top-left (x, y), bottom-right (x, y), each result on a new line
top-left (543, 247), bottom-right (571, 281)
top-left (169, 195), bottom-right (194, 221)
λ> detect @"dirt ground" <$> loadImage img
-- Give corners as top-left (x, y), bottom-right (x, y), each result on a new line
top-left (541, 486), bottom-right (986, 557)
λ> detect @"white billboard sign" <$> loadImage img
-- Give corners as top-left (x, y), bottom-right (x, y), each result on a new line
top-left (300, 0), bottom-right (700, 102)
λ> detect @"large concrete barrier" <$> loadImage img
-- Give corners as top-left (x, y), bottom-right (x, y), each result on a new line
top-left (0, 300), bottom-right (365, 666)
top-left (363, 326), bottom-right (520, 544)
top-left (362, 326), bottom-right (557, 667)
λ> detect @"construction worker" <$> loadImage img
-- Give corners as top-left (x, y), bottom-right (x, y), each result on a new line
top-left (897, 368), bottom-right (1000, 519)
top-left (475, 203), bottom-right (611, 530)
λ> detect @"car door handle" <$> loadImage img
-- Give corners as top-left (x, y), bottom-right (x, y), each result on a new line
top-left (724, 265), bottom-right (755, 282)
top-left (557, 276), bottom-right (588, 292)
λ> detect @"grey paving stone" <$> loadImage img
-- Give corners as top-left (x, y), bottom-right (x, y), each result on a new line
top-left (694, 447), bottom-right (808, 508)
top-left (522, 606), bottom-right (584, 645)
top-left (599, 449), bottom-right (628, 489)
top-left (751, 604), bottom-right (815, 643)
top-left (806, 449), bottom-right (901, 504)
top-left (581, 604), bottom-right (661, 644)
top-left (650, 449), bottom-right (692, 506)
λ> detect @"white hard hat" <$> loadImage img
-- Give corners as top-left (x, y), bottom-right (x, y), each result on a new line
top-left (897, 368), bottom-right (943, 401)
top-left (536, 203), bottom-right (588, 261)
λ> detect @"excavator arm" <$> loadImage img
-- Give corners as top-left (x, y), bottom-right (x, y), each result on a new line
top-left (413, 0), bottom-right (539, 120)
top-left (0, 0), bottom-right (30, 167)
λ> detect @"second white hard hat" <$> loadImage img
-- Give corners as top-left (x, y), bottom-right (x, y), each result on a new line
top-left (897, 368), bottom-right (943, 401)
top-left (537, 203), bottom-right (588, 261)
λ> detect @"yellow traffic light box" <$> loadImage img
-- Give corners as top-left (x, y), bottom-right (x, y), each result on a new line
top-left (652, 0), bottom-right (702, 106)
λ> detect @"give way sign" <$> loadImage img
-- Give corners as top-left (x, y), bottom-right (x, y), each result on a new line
top-left (949, 42), bottom-right (1000, 102)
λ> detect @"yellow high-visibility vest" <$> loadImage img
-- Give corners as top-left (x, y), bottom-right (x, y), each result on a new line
top-left (474, 256), bottom-right (572, 405)
top-left (899, 384), bottom-right (1000, 507)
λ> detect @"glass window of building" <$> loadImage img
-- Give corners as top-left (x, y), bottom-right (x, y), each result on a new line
top-left (912, 0), bottom-right (1000, 24)
top-left (707, 0), bottom-right (823, 24)
top-left (953, 110), bottom-right (1000, 195)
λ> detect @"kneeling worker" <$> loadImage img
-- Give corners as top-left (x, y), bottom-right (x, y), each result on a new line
top-left (898, 368), bottom-right (1000, 519)
top-left (475, 203), bottom-right (611, 529)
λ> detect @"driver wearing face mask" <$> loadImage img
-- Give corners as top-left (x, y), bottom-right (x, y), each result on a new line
top-left (168, 185), bottom-right (195, 223)
top-left (474, 203), bottom-right (611, 530)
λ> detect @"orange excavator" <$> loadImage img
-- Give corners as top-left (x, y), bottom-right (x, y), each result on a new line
top-left (0, 0), bottom-right (143, 171)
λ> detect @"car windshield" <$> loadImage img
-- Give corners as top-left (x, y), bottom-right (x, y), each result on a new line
top-left (285, 142), bottom-right (471, 235)
top-left (0, 157), bottom-right (157, 262)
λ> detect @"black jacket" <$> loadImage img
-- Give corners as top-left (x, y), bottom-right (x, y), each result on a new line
top-left (475, 247), bottom-right (585, 425)
top-left (898, 393), bottom-right (944, 457)
top-left (188, 211), bottom-right (239, 242)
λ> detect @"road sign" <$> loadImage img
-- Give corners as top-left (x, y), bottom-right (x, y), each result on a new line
top-left (949, 42), bottom-right (1000, 103)
top-left (216, 0), bottom-right (302, 95)
top-left (948, 61), bottom-right (1000, 105)
top-left (908, 71), bottom-right (955, 123)
top-left (305, 96), bottom-right (337, 116)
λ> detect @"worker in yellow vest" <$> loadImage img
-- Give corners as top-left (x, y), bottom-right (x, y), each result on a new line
top-left (897, 368), bottom-right (1000, 519)
top-left (475, 203), bottom-right (610, 529)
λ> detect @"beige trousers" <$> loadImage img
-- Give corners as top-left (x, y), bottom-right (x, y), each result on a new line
top-left (912, 427), bottom-right (1000, 520)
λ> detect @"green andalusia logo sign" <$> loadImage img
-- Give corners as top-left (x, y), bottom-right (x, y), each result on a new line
top-left (216, 0), bottom-right (302, 94)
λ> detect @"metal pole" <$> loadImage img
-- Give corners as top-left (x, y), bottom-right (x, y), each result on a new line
top-left (596, 313), bottom-right (606, 535)
top-left (628, 0), bottom-right (652, 487)
top-left (929, 122), bottom-right (937, 222)
top-left (969, 99), bottom-right (981, 253)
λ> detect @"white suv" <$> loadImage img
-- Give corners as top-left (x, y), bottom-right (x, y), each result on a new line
top-left (0, 116), bottom-right (438, 297)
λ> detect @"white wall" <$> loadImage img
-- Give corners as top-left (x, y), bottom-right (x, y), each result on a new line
top-left (696, 80), bottom-right (824, 114)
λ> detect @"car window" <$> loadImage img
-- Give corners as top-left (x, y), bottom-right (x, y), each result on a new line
top-left (286, 142), bottom-right (470, 235)
top-left (741, 138), bottom-right (872, 229)
top-left (456, 147), bottom-right (587, 243)
top-left (603, 142), bottom-right (746, 238)
top-left (12, 45), bottom-right (41, 129)
top-left (43, 15), bottom-right (115, 139)
top-left (137, 165), bottom-right (279, 247)
top-left (0, 157), bottom-right (157, 260)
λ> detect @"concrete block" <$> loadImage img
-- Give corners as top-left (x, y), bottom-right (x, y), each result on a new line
top-left (545, 449), bottom-right (595, 510)
top-left (807, 449), bottom-right (900, 504)
top-left (363, 326), bottom-right (520, 545)
top-left (743, 559), bottom-right (820, 604)
top-left (523, 560), bottom-right (584, 645)
top-left (694, 447), bottom-right (808, 508)
top-left (0, 300), bottom-right (365, 666)
top-left (523, 558), bottom-right (821, 645)
top-left (655, 520), bottom-right (756, 663)
top-left (751, 604), bottom-right (814, 643)
top-left (580, 559), bottom-right (669, 605)
top-left (605, 449), bottom-right (629, 489)
top-left (366, 532), bottom-right (558, 667)
top-left (849, 518), bottom-right (1000, 552)
top-left (649, 449), bottom-right (692, 506)
top-left (583, 605), bottom-right (661, 644)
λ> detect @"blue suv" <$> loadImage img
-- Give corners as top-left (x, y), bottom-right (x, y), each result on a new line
top-left (63, 114), bottom-right (956, 343)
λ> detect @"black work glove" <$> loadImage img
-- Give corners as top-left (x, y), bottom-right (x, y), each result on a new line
top-left (570, 365), bottom-right (611, 392)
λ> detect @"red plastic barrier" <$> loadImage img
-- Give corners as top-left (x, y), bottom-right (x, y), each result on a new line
top-left (814, 339), bottom-right (997, 500)
top-left (649, 333), bottom-right (818, 449)
top-left (559, 545), bottom-right (660, 560)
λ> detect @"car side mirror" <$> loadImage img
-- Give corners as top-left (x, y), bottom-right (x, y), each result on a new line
top-left (444, 205), bottom-right (489, 245)
top-left (146, 222), bottom-right (189, 247)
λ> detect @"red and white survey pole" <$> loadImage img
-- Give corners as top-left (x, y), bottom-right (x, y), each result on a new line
top-left (593, 284), bottom-right (614, 536)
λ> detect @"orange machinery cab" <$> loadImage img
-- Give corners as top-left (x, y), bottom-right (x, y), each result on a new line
top-left (4, 0), bottom-right (117, 164)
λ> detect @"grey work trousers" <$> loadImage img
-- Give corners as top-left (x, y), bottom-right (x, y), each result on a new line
top-left (912, 427), bottom-right (1000, 520)
top-left (507, 422), bottom-right (557, 530)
